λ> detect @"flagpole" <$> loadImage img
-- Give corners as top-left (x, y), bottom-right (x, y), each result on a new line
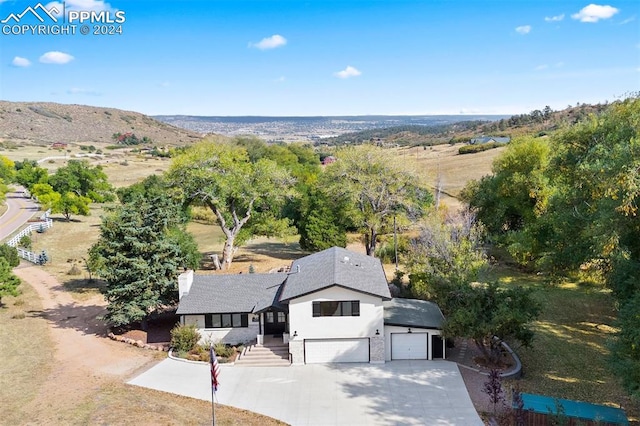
top-left (211, 384), bottom-right (216, 426)
top-left (209, 344), bottom-right (222, 426)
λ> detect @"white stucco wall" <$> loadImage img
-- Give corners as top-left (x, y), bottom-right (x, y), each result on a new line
top-left (384, 325), bottom-right (443, 361)
top-left (288, 286), bottom-right (384, 340)
top-left (182, 314), bottom-right (259, 345)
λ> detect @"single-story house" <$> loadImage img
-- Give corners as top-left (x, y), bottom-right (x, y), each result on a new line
top-left (469, 136), bottom-right (511, 145)
top-left (176, 247), bottom-right (445, 364)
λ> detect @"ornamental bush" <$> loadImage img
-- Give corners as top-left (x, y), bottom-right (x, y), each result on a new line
top-left (170, 323), bottom-right (200, 352)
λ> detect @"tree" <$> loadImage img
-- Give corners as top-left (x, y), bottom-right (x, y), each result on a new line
top-left (0, 244), bottom-right (20, 268)
top-left (49, 160), bottom-right (115, 202)
top-left (0, 257), bottom-right (20, 305)
top-left (443, 282), bottom-right (541, 365)
top-left (167, 141), bottom-right (294, 269)
top-left (610, 291), bottom-right (640, 398)
top-left (406, 210), bottom-right (488, 302)
top-left (15, 161), bottom-right (48, 190)
top-left (323, 145), bottom-right (432, 255)
top-left (53, 192), bottom-right (91, 221)
top-left (91, 194), bottom-right (198, 327)
top-left (483, 369), bottom-right (505, 415)
top-left (298, 188), bottom-right (347, 251)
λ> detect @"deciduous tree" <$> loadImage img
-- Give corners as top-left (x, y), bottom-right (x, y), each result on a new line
top-left (323, 145), bottom-right (432, 255)
top-left (167, 141), bottom-right (294, 268)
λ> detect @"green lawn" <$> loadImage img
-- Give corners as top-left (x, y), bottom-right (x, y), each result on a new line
top-left (483, 267), bottom-right (637, 421)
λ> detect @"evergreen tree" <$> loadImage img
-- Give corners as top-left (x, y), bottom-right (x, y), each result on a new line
top-left (91, 194), bottom-right (197, 327)
top-left (0, 257), bottom-right (20, 305)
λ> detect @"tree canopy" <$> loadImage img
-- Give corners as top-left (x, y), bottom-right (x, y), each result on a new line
top-left (49, 160), bottom-right (115, 202)
top-left (462, 96), bottom-right (640, 396)
top-left (167, 140), bottom-right (295, 268)
top-left (323, 145), bottom-right (432, 255)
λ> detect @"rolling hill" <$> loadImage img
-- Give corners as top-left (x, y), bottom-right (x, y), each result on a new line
top-left (0, 101), bottom-right (202, 146)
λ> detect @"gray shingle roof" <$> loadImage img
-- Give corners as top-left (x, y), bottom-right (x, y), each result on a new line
top-left (383, 298), bottom-right (444, 329)
top-left (176, 273), bottom-right (287, 315)
top-left (280, 247), bottom-right (391, 301)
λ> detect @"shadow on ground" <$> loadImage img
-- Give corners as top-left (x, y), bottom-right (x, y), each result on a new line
top-left (241, 240), bottom-right (306, 261)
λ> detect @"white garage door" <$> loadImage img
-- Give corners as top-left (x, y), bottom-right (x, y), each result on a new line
top-left (391, 333), bottom-right (428, 360)
top-left (305, 338), bottom-right (369, 363)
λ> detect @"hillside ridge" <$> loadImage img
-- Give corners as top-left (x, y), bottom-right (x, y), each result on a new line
top-left (0, 101), bottom-right (202, 146)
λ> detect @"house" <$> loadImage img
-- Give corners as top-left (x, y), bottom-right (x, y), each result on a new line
top-left (176, 247), bottom-right (445, 364)
top-left (51, 142), bottom-right (68, 149)
top-left (469, 136), bottom-right (511, 145)
top-left (321, 155), bottom-right (336, 166)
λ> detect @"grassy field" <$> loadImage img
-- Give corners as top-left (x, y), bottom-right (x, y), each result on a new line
top-left (482, 267), bottom-right (638, 421)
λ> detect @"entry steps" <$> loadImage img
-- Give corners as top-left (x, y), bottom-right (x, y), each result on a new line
top-left (236, 342), bottom-right (290, 366)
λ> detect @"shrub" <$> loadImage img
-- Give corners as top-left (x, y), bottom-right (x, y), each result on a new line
top-left (214, 342), bottom-right (235, 358)
top-left (458, 142), bottom-right (500, 155)
top-left (170, 323), bottom-right (200, 352)
top-left (67, 263), bottom-right (81, 275)
top-left (18, 235), bottom-right (32, 250)
top-left (0, 244), bottom-right (20, 267)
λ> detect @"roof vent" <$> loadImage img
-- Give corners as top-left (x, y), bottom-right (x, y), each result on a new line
top-left (342, 256), bottom-right (350, 263)
top-left (296, 264), bottom-right (301, 273)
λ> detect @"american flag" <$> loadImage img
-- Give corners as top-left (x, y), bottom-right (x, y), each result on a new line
top-left (210, 345), bottom-right (220, 392)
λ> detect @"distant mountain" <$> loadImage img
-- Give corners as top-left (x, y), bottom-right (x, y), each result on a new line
top-left (0, 101), bottom-right (202, 146)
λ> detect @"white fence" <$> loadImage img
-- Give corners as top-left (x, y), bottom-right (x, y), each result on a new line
top-left (6, 219), bottom-right (53, 264)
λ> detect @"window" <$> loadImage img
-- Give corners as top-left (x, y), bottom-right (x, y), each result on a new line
top-left (312, 301), bottom-right (360, 317)
top-left (205, 313), bottom-right (249, 328)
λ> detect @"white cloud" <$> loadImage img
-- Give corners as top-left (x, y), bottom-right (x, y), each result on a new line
top-left (11, 56), bottom-right (31, 67)
top-left (249, 34), bottom-right (287, 50)
top-left (334, 66), bottom-right (362, 79)
top-left (544, 14), bottom-right (565, 22)
top-left (67, 87), bottom-right (100, 95)
top-left (571, 4), bottom-right (619, 22)
top-left (515, 25), bottom-right (531, 34)
top-left (619, 16), bottom-right (636, 25)
top-left (536, 62), bottom-right (565, 71)
top-left (158, 81), bottom-right (170, 87)
top-left (274, 76), bottom-right (285, 83)
top-left (45, 0), bottom-right (112, 17)
top-left (39, 51), bottom-right (74, 64)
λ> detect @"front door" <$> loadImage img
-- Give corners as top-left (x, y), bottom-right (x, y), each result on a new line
top-left (264, 310), bottom-right (287, 336)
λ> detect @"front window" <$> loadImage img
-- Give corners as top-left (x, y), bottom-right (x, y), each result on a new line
top-left (205, 313), bottom-right (249, 328)
top-left (312, 301), bottom-right (360, 317)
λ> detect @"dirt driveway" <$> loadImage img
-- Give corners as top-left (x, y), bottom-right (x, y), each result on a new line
top-left (12, 263), bottom-right (154, 419)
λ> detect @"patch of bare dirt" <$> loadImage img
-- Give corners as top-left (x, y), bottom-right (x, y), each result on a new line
top-left (12, 264), bottom-right (155, 418)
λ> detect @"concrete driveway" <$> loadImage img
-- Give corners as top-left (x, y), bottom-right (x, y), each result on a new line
top-left (128, 359), bottom-right (483, 425)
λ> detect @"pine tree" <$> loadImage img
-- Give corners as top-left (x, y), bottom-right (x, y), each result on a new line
top-left (91, 195), bottom-right (195, 328)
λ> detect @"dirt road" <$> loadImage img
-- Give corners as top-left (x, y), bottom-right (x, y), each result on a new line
top-left (12, 264), bottom-right (154, 420)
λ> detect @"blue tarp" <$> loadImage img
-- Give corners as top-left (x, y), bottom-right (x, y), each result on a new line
top-left (519, 393), bottom-right (628, 425)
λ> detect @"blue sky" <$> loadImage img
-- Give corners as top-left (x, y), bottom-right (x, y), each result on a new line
top-left (0, 0), bottom-right (638, 116)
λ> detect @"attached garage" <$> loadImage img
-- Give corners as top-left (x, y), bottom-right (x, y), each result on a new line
top-left (304, 338), bottom-right (370, 363)
top-left (391, 333), bottom-right (428, 360)
top-left (383, 298), bottom-right (446, 361)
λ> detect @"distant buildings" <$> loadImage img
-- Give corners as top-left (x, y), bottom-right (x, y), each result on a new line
top-left (51, 142), bottom-right (68, 149)
top-left (469, 136), bottom-right (511, 145)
